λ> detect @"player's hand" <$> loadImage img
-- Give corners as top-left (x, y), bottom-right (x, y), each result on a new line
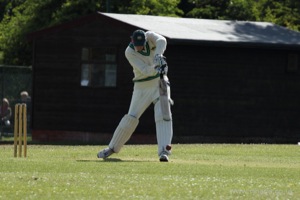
top-left (155, 64), bottom-right (168, 75)
top-left (154, 54), bottom-right (167, 68)
top-left (160, 64), bottom-right (168, 75)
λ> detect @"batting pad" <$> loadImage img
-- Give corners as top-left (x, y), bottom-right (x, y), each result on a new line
top-left (160, 95), bottom-right (172, 121)
top-left (109, 114), bottom-right (139, 153)
top-left (156, 120), bottom-right (173, 156)
top-left (159, 75), bottom-right (173, 121)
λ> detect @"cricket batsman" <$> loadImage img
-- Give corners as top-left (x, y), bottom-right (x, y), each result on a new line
top-left (97, 29), bottom-right (173, 162)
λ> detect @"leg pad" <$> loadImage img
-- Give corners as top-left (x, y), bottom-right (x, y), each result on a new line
top-left (108, 114), bottom-right (139, 153)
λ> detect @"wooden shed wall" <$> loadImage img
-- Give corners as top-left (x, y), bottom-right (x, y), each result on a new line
top-left (32, 20), bottom-right (157, 142)
top-left (167, 44), bottom-right (300, 142)
top-left (31, 17), bottom-right (300, 143)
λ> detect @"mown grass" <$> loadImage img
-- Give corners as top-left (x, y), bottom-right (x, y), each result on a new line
top-left (0, 144), bottom-right (299, 200)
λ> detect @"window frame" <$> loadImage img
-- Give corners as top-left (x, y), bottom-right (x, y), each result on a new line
top-left (80, 47), bottom-right (118, 88)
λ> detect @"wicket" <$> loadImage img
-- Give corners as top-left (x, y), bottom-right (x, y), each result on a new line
top-left (13, 103), bottom-right (27, 157)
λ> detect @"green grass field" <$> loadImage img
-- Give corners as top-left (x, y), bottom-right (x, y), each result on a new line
top-left (0, 143), bottom-right (299, 200)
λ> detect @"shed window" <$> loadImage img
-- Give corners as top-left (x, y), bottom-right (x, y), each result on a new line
top-left (81, 47), bottom-right (117, 87)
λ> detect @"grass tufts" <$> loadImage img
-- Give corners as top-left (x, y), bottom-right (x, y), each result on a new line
top-left (0, 144), bottom-right (299, 199)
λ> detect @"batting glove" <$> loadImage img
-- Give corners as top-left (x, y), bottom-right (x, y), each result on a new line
top-left (154, 54), bottom-right (167, 68)
top-left (160, 64), bottom-right (168, 75)
top-left (155, 63), bottom-right (168, 75)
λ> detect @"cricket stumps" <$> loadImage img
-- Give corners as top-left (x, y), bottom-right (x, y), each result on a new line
top-left (13, 103), bottom-right (27, 157)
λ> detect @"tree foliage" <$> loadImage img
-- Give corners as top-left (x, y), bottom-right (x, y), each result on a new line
top-left (118, 0), bottom-right (183, 16)
top-left (0, 0), bottom-right (300, 65)
top-left (185, 0), bottom-right (300, 31)
top-left (0, 0), bottom-right (182, 65)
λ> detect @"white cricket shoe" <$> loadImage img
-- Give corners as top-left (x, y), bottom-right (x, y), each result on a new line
top-left (159, 151), bottom-right (169, 162)
top-left (97, 148), bottom-right (114, 159)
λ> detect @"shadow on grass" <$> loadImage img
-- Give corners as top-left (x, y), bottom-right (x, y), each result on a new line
top-left (76, 158), bottom-right (155, 163)
top-left (76, 158), bottom-right (122, 162)
top-left (103, 158), bottom-right (123, 162)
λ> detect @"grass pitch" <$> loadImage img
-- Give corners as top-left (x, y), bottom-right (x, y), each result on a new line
top-left (0, 144), bottom-right (299, 199)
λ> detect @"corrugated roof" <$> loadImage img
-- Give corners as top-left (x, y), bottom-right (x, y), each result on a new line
top-left (101, 12), bottom-right (300, 46)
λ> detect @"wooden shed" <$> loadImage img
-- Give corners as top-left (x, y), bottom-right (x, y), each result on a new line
top-left (28, 12), bottom-right (300, 144)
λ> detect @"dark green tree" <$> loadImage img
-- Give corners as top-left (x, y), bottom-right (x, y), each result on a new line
top-left (185, 0), bottom-right (230, 19)
top-left (51, 0), bottom-right (101, 25)
top-left (0, 0), bottom-right (25, 21)
top-left (0, 0), bottom-right (9, 21)
top-left (0, 0), bottom-right (69, 65)
top-left (0, 0), bottom-right (183, 65)
top-left (119, 0), bottom-right (183, 16)
top-left (225, 0), bottom-right (256, 20)
top-left (178, 0), bottom-right (195, 17)
top-left (1, 0), bottom-right (300, 65)
top-left (185, 0), bottom-right (257, 20)
top-left (184, 0), bottom-right (300, 31)
top-left (256, 0), bottom-right (300, 31)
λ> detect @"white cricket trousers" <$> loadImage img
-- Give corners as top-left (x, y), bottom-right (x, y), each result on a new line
top-left (108, 77), bottom-right (173, 156)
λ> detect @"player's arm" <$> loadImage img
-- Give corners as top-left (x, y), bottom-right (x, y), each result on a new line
top-left (146, 31), bottom-right (167, 55)
top-left (147, 32), bottom-right (167, 69)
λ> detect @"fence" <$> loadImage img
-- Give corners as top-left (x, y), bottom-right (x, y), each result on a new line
top-left (0, 65), bottom-right (32, 138)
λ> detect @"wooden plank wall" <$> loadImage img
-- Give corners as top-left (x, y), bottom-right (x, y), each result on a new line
top-left (167, 44), bottom-right (300, 141)
top-left (32, 18), bottom-right (300, 143)
top-left (32, 20), bottom-right (141, 136)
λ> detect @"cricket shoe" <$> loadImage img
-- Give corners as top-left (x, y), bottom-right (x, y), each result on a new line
top-left (159, 151), bottom-right (169, 162)
top-left (97, 148), bottom-right (114, 159)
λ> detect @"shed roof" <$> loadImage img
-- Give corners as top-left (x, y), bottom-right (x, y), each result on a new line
top-left (28, 12), bottom-right (300, 49)
top-left (102, 12), bottom-right (300, 47)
